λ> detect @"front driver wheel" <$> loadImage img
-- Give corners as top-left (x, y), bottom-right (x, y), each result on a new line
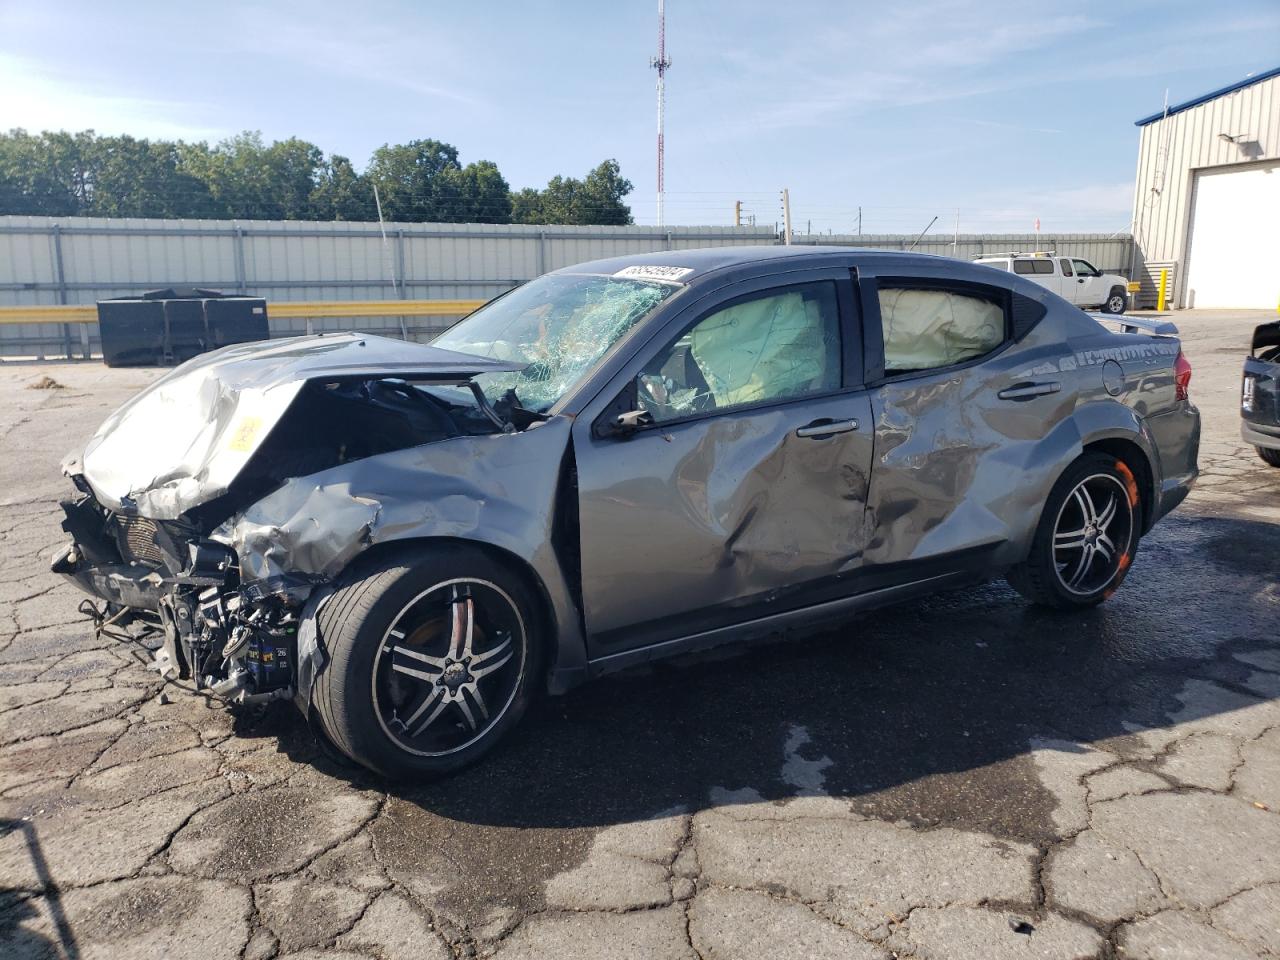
top-left (1258, 445), bottom-right (1280, 468)
top-left (312, 544), bottom-right (542, 779)
top-left (1007, 453), bottom-right (1140, 609)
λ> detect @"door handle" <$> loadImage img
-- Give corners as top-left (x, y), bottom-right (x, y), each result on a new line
top-left (998, 381), bottom-right (1061, 401)
top-left (1078, 277), bottom-right (1086, 283)
top-left (796, 418), bottom-right (859, 438)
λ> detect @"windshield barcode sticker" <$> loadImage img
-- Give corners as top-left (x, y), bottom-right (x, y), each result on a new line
top-left (613, 265), bottom-right (694, 283)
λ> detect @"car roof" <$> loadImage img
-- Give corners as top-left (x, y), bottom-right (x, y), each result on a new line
top-left (554, 245), bottom-right (965, 282)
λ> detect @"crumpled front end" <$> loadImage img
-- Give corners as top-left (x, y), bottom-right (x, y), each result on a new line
top-left (51, 331), bottom-right (533, 709)
top-left (51, 490), bottom-right (305, 707)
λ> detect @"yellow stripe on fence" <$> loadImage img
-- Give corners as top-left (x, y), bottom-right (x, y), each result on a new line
top-left (0, 305), bottom-right (98, 324)
top-left (0, 300), bottom-right (486, 326)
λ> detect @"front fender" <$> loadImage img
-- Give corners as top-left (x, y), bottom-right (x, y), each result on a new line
top-left (215, 416), bottom-right (587, 691)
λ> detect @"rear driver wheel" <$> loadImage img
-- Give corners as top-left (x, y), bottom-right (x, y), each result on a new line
top-left (313, 545), bottom-right (542, 779)
top-left (1007, 453), bottom-right (1140, 609)
top-left (1102, 288), bottom-right (1127, 314)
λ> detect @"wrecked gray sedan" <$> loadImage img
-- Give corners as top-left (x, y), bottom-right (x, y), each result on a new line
top-left (52, 247), bottom-right (1200, 777)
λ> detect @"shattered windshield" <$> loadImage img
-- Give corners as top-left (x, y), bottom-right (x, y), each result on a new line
top-left (433, 274), bottom-right (680, 413)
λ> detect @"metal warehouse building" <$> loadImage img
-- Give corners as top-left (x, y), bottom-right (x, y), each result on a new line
top-left (1132, 66), bottom-right (1280, 309)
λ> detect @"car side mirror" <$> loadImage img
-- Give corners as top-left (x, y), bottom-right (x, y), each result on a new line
top-left (592, 378), bottom-right (653, 439)
top-left (611, 409), bottom-right (654, 435)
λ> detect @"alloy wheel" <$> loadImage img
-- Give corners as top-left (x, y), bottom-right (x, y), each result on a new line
top-left (1052, 473), bottom-right (1134, 596)
top-left (371, 578), bottom-right (525, 757)
top-left (1108, 294), bottom-right (1125, 313)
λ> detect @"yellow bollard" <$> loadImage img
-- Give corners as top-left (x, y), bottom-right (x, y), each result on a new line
top-left (1156, 269), bottom-right (1168, 312)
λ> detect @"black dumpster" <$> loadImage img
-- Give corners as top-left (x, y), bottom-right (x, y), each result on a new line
top-left (96, 288), bottom-right (269, 367)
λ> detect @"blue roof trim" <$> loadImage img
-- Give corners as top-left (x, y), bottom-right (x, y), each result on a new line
top-left (1135, 66), bottom-right (1280, 126)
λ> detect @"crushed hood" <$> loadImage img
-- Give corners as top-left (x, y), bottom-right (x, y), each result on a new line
top-left (71, 332), bottom-right (524, 520)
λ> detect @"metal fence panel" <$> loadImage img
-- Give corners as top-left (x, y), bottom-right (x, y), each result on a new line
top-left (0, 216), bottom-right (1133, 358)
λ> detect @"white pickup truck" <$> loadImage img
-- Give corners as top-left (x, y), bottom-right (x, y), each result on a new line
top-left (975, 253), bottom-right (1130, 314)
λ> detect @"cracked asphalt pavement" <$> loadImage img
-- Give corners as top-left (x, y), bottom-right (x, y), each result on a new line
top-left (1, 309), bottom-right (1278, 960)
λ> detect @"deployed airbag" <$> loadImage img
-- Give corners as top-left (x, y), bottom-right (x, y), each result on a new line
top-left (878, 288), bottom-right (1004, 372)
top-left (688, 292), bottom-right (837, 407)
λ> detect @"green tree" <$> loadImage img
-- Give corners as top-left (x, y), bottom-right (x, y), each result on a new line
top-left (0, 129), bottom-right (635, 227)
top-left (0, 129), bottom-right (93, 215)
top-left (366, 139), bottom-right (460, 221)
top-left (88, 135), bottom-right (217, 218)
top-left (179, 132), bottom-right (324, 219)
top-left (441, 159), bottom-right (511, 223)
top-left (510, 159), bottom-right (632, 225)
top-left (310, 154), bottom-right (375, 221)
top-left (509, 186), bottom-right (544, 225)
top-left (365, 140), bottom-right (512, 223)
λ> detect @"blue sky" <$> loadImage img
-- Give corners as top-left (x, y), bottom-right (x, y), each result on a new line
top-left (2, 0), bottom-right (1277, 232)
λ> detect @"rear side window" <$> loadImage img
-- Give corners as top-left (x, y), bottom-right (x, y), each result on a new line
top-left (1060, 259), bottom-right (1074, 276)
top-left (981, 260), bottom-right (1010, 271)
top-left (878, 286), bottom-right (1006, 373)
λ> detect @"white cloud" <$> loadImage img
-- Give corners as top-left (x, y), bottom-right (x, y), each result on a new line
top-left (227, 6), bottom-right (483, 107)
top-left (0, 54), bottom-right (227, 141)
top-left (687, 0), bottom-right (1101, 139)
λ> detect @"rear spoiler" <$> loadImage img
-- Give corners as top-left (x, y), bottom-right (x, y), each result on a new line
top-left (1087, 313), bottom-right (1179, 337)
top-left (1252, 320), bottom-right (1280, 354)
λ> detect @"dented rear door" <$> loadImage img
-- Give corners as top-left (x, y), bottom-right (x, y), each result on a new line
top-left (856, 265), bottom-right (1071, 571)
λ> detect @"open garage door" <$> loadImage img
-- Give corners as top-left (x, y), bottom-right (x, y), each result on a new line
top-left (1185, 160), bottom-right (1280, 309)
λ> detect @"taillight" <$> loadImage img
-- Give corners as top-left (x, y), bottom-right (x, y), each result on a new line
top-left (1174, 350), bottom-right (1192, 401)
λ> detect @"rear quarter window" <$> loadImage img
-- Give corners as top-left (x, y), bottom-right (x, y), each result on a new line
top-left (1032, 260), bottom-right (1054, 275)
top-left (1013, 260), bottom-right (1035, 275)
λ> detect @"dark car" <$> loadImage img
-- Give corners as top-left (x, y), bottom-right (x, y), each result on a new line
top-left (51, 247), bottom-right (1200, 777)
top-left (1243, 319), bottom-right (1280, 466)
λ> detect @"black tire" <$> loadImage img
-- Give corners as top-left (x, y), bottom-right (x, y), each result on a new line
top-left (1258, 446), bottom-right (1280, 468)
top-left (1101, 288), bottom-right (1127, 314)
top-left (1006, 453), bottom-right (1141, 609)
top-left (312, 543), bottom-right (543, 779)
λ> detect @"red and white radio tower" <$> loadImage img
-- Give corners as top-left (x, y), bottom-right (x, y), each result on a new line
top-left (650, 0), bottom-right (672, 226)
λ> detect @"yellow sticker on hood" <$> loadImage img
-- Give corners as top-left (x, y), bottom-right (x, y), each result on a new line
top-left (228, 415), bottom-right (262, 452)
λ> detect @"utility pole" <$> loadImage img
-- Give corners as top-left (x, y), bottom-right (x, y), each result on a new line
top-left (372, 183), bottom-right (407, 340)
top-left (953, 207), bottom-right (960, 254)
top-left (650, 0), bottom-right (672, 227)
top-left (734, 200), bottom-right (742, 226)
top-left (857, 206), bottom-right (862, 236)
top-left (780, 188), bottom-right (793, 245)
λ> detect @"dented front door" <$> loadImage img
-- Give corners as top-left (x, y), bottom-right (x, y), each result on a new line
top-left (572, 272), bottom-right (875, 657)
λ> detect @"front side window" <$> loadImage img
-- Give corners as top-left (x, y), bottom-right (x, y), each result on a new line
top-left (878, 286), bottom-right (1006, 374)
top-left (434, 273), bottom-right (680, 412)
top-left (1072, 259), bottom-right (1100, 277)
top-left (638, 282), bottom-right (841, 423)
